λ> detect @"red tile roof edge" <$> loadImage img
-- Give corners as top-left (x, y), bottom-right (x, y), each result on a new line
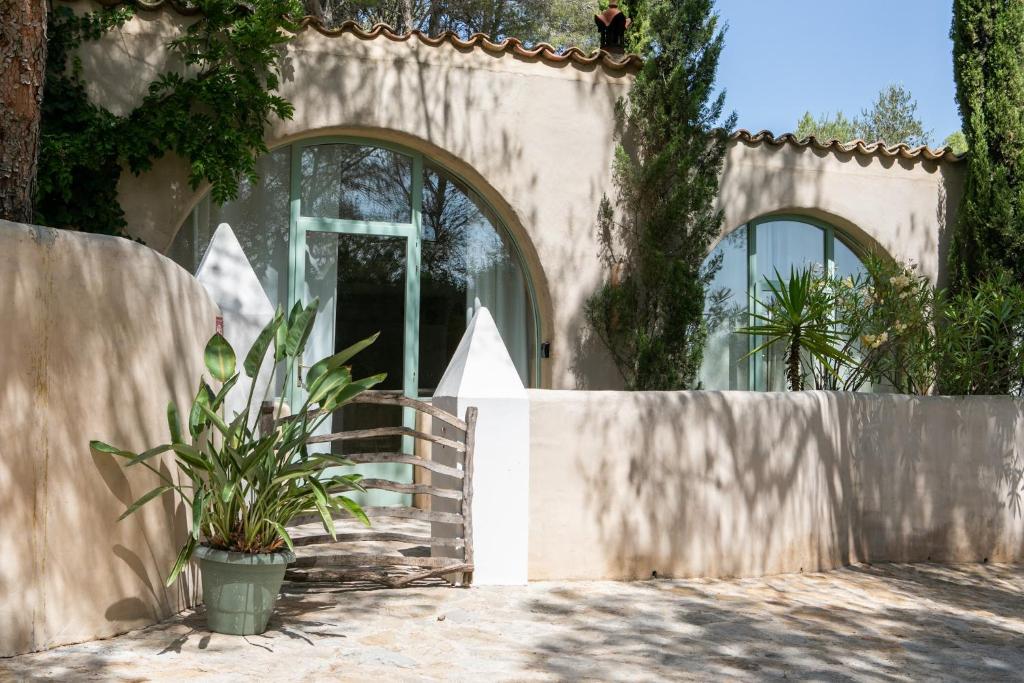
top-left (728, 129), bottom-right (965, 164)
top-left (70, 2), bottom-right (964, 164)
top-left (76, 0), bottom-right (643, 70)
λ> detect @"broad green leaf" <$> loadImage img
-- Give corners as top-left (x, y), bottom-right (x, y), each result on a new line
top-left (321, 373), bottom-right (387, 411)
top-left (308, 366), bottom-right (353, 405)
top-left (285, 299), bottom-right (319, 357)
top-left (167, 402), bottom-right (183, 444)
top-left (266, 520), bottom-right (295, 552)
top-left (171, 443), bottom-right (210, 472)
top-left (188, 382), bottom-right (214, 438)
top-left (197, 400), bottom-right (232, 438)
top-left (126, 444), bottom-right (174, 468)
top-left (306, 332), bottom-right (379, 386)
top-left (165, 536), bottom-right (197, 587)
top-left (118, 485), bottom-right (173, 521)
top-left (274, 305), bottom-right (290, 362)
top-left (191, 489), bottom-right (205, 540)
top-left (211, 373), bottom-right (240, 411)
top-left (244, 313), bottom-right (282, 378)
top-left (311, 479), bottom-right (335, 538)
top-left (336, 495), bottom-right (370, 527)
top-left (90, 440), bottom-right (136, 459)
top-left (204, 333), bottom-right (237, 382)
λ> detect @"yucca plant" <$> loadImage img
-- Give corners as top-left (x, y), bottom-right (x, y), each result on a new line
top-left (91, 300), bottom-right (385, 586)
top-left (738, 267), bottom-right (852, 391)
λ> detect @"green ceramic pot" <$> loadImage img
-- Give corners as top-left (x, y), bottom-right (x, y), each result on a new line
top-left (194, 545), bottom-right (296, 636)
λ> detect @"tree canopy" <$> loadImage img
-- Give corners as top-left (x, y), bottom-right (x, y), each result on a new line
top-left (586, 0), bottom-right (735, 390)
top-left (795, 84), bottom-right (933, 147)
top-left (948, 0), bottom-right (1024, 289)
top-left (302, 0), bottom-right (600, 49)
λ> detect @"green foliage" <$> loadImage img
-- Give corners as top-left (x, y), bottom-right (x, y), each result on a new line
top-left (36, 0), bottom-right (300, 236)
top-left (794, 85), bottom-right (931, 147)
top-left (948, 0), bottom-right (1024, 289)
top-left (35, 6), bottom-right (134, 234)
top-left (857, 84), bottom-right (931, 147)
top-left (939, 274), bottom-right (1024, 396)
top-left (92, 303), bottom-right (386, 585)
top-left (737, 268), bottom-right (851, 392)
top-left (943, 130), bottom-right (968, 155)
top-left (306, 0), bottom-right (600, 49)
top-left (826, 256), bottom-right (939, 394)
top-left (585, 0), bottom-right (735, 390)
top-left (795, 110), bottom-right (857, 143)
top-left (731, 258), bottom-right (1024, 397)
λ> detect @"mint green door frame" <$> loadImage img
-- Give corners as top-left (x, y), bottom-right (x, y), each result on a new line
top-left (286, 138), bottom-right (423, 413)
top-left (284, 135), bottom-right (543, 405)
top-left (745, 214), bottom-right (845, 391)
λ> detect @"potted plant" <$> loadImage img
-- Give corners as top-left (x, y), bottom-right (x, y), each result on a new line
top-left (92, 301), bottom-right (383, 635)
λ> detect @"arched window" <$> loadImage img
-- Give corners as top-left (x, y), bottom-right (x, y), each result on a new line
top-left (168, 139), bottom-right (540, 396)
top-left (699, 216), bottom-right (865, 391)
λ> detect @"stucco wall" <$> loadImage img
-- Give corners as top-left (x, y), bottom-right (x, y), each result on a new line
top-left (79, 6), bottom-right (965, 391)
top-left (528, 389), bottom-right (1024, 581)
top-left (0, 220), bottom-right (217, 656)
top-left (719, 140), bottom-right (964, 285)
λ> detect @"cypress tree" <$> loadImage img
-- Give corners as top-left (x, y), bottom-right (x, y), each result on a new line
top-left (586, 0), bottom-right (735, 389)
top-left (949, 0), bottom-right (1024, 288)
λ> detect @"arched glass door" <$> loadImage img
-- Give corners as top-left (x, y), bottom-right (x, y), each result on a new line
top-left (169, 137), bottom-right (539, 504)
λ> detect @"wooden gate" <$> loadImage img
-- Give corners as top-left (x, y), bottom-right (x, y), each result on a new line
top-left (282, 392), bottom-right (476, 588)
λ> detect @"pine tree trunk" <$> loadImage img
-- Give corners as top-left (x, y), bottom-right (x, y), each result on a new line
top-left (0, 0), bottom-right (47, 224)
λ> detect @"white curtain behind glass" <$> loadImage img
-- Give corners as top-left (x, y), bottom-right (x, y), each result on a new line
top-left (463, 218), bottom-right (530, 386)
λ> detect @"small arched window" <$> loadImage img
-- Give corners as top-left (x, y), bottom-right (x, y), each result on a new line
top-left (699, 216), bottom-right (865, 391)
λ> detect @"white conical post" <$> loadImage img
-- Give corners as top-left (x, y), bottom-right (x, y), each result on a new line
top-left (195, 223), bottom-right (276, 423)
top-left (432, 307), bottom-right (530, 585)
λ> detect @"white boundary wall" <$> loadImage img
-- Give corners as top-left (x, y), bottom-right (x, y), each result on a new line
top-left (528, 390), bottom-right (1024, 580)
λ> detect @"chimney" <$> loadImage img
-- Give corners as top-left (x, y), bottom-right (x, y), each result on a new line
top-left (595, 1), bottom-right (631, 53)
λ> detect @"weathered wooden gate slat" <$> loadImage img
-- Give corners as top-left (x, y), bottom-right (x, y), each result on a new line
top-left (283, 393), bottom-right (477, 588)
top-left (307, 426), bottom-right (467, 452)
top-left (292, 532), bottom-right (465, 548)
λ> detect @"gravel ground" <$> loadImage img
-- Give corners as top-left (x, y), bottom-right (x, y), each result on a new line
top-left (3, 563), bottom-right (1023, 682)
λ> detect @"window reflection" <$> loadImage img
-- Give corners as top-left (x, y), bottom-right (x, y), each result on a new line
top-left (699, 217), bottom-right (867, 392)
top-left (300, 144), bottom-right (412, 223)
top-left (419, 164), bottom-right (533, 391)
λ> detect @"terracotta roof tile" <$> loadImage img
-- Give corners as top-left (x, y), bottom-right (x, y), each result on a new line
top-left (728, 129), bottom-right (965, 164)
top-left (79, 0), bottom-right (643, 70)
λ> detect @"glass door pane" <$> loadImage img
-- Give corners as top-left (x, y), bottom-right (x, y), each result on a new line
top-left (303, 230), bottom-right (410, 506)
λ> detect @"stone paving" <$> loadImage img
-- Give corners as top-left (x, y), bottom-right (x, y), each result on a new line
top-left (3, 563), bottom-right (1024, 682)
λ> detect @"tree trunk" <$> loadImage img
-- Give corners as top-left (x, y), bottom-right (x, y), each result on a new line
top-left (0, 0), bottom-right (47, 224)
top-left (787, 330), bottom-right (803, 391)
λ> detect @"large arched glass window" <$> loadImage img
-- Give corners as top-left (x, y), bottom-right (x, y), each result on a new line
top-left (168, 139), bottom-right (539, 397)
top-left (699, 216), bottom-right (865, 391)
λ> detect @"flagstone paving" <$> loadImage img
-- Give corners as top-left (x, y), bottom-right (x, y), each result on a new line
top-left (4, 563), bottom-right (1023, 682)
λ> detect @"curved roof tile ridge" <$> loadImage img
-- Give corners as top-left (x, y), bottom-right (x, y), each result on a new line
top-left (295, 18), bottom-right (642, 69)
top-left (76, 0), bottom-right (642, 70)
top-left (728, 128), bottom-right (965, 163)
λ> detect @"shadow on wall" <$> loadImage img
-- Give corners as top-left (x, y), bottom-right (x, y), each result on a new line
top-left (0, 220), bottom-right (216, 657)
top-left (528, 390), bottom-right (1024, 581)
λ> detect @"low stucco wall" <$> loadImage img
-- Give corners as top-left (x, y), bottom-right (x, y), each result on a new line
top-left (0, 220), bottom-right (217, 656)
top-left (528, 389), bottom-right (1024, 581)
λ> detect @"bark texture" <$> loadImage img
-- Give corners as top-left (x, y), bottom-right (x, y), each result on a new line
top-left (0, 0), bottom-right (47, 223)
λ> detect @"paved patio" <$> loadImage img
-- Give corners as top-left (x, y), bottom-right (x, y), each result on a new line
top-left (4, 563), bottom-right (1023, 682)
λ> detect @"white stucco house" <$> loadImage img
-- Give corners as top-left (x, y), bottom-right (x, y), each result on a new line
top-left (80, 0), bottom-right (965, 395)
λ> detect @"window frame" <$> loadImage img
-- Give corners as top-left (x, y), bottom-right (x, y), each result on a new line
top-left (172, 136), bottom-right (543, 392)
top-left (732, 214), bottom-right (864, 390)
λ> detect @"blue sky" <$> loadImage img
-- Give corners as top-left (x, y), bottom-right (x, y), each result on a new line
top-left (714, 0), bottom-right (961, 144)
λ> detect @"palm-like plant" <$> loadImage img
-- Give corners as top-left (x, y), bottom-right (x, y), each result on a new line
top-left (91, 301), bottom-right (385, 585)
top-left (738, 267), bottom-right (852, 391)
